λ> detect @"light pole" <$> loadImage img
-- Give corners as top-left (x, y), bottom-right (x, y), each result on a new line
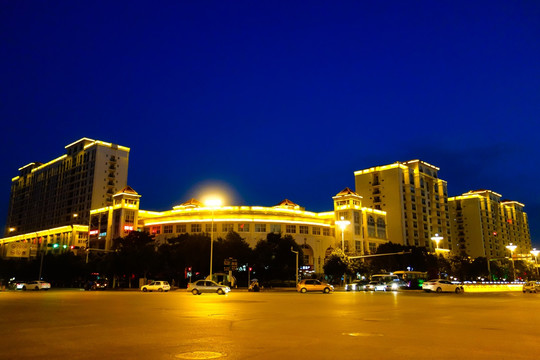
top-left (530, 248), bottom-right (539, 278)
top-left (335, 216), bottom-right (350, 253)
top-left (291, 247), bottom-right (299, 285)
top-left (205, 198), bottom-right (222, 279)
top-left (506, 243), bottom-right (517, 281)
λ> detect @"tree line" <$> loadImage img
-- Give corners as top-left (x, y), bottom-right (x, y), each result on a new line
top-left (0, 231), bottom-right (535, 288)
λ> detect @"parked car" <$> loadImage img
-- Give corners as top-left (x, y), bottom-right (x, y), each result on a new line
top-left (422, 279), bottom-right (463, 293)
top-left (296, 279), bottom-right (333, 293)
top-left (16, 280), bottom-right (51, 291)
top-left (522, 281), bottom-right (540, 293)
top-left (364, 281), bottom-right (379, 291)
top-left (374, 281), bottom-right (389, 291)
top-left (345, 280), bottom-right (369, 291)
top-left (140, 281), bottom-right (170, 292)
top-left (188, 280), bottom-right (230, 295)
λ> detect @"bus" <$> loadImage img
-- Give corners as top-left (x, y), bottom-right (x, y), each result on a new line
top-left (393, 271), bottom-right (428, 289)
top-left (371, 274), bottom-right (399, 283)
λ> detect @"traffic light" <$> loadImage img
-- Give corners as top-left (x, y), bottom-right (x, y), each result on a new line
top-left (46, 243), bottom-right (60, 248)
top-left (62, 244), bottom-right (68, 249)
top-left (70, 246), bottom-right (80, 250)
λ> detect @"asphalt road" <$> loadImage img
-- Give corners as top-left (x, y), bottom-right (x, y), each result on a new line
top-left (0, 289), bottom-right (539, 359)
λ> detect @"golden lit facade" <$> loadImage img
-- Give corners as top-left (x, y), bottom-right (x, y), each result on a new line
top-left (354, 160), bottom-right (451, 250)
top-left (88, 186), bottom-right (141, 250)
top-left (449, 190), bottom-right (532, 258)
top-left (6, 138), bottom-right (130, 236)
top-left (86, 189), bottom-right (387, 273)
top-left (0, 225), bottom-right (88, 258)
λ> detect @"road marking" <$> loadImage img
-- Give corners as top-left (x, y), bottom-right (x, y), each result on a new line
top-left (175, 351), bottom-right (226, 359)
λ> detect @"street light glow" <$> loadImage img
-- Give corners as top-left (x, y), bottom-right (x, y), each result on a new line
top-left (431, 233), bottom-right (443, 250)
top-left (335, 216), bottom-right (350, 252)
top-left (506, 243), bottom-right (517, 281)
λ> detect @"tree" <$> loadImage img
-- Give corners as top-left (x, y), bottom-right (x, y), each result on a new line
top-left (252, 233), bottom-right (304, 284)
top-left (323, 249), bottom-right (352, 284)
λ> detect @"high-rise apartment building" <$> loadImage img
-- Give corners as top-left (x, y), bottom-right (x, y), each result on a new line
top-left (6, 138), bottom-right (130, 235)
top-left (448, 190), bottom-right (531, 258)
top-left (354, 160), bottom-right (451, 250)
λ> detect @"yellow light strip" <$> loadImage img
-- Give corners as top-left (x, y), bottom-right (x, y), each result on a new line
top-left (65, 137), bottom-right (95, 148)
top-left (18, 162), bottom-right (36, 171)
top-left (354, 163), bottom-right (406, 175)
top-left (11, 176), bottom-right (20, 182)
top-left (144, 218), bottom-right (332, 227)
top-left (31, 155), bottom-right (67, 173)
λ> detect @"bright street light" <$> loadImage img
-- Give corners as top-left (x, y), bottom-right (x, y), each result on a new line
top-left (335, 216), bottom-right (350, 253)
top-left (205, 197), bottom-right (222, 279)
top-left (506, 243), bottom-right (517, 281)
top-left (531, 248), bottom-right (539, 278)
top-left (431, 233), bottom-right (443, 250)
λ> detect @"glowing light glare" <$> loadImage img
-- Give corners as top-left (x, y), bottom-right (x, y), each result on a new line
top-left (431, 233), bottom-right (443, 249)
top-left (506, 243), bottom-right (517, 253)
top-left (530, 248), bottom-right (539, 257)
top-left (204, 198), bottom-right (223, 208)
top-left (335, 216), bottom-right (351, 230)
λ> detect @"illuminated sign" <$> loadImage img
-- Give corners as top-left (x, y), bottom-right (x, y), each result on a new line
top-left (89, 230), bottom-right (99, 235)
top-left (124, 225), bottom-right (134, 231)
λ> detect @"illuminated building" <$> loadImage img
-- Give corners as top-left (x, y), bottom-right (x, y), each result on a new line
top-left (448, 190), bottom-right (532, 258)
top-left (0, 225), bottom-right (88, 258)
top-left (89, 188), bottom-right (387, 273)
top-left (88, 186), bottom-right (141, 250)
top-left (6, 138), bottom-right (130, 236)
top-left (354, 160), bottom-right (451, 250)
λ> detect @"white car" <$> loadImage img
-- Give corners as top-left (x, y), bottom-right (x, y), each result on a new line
top-left (422, 279), bottom-right (463, 293)
top-left (16, 280), bottom-right (51, 291)
top-left (188, 280), bottom-right (230, 295)
top-left (141, 281), bottom-right (170, 292)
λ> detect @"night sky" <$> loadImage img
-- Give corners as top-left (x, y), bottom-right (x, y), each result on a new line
top-left (1, 2), bottom-right (539, 246)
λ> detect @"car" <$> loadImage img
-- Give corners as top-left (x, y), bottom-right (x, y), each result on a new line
top-left (345, 280), bottom-right (369, 291)
top-left (364, 281), bottom-right (379, 291)
top-left (140, 281), bottom-right (170, 292)
top-left (16, 280), bottom-right (51, 291)
top-left (188, 280), bottom-right (230, 295)
top-left (296, 279), bottom-right (334, 293)
top-left (386, 279), bottom-right (408, 291)
top-left (85, 278), bottom-right (109, 290)
top-left (374, 281), bottom-right (389, 291)
top-left (522, 281), bottom-right (540, 293)
top-left (422, 279), bottom-right (463, 293)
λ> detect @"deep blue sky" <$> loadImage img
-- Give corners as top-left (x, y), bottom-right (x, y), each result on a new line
top-left (1, 1), bottom-right (539, 246)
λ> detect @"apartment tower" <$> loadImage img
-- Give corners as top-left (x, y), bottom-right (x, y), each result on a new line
top-left (448, 190), bottom-right (531, 258)
top-left (6, 138), bottom-right (130, 235)
top-left (354, 160), bottom-right (451, 250)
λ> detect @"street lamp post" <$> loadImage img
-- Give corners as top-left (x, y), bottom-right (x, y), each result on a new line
top-left (291, 247), bottom-right (299, 285)
top-left (431, 233), bottom-right (443, 278)
top-left (205, 198), bottom-right (222, 279)
top-left (335, 216), bottom-right (350, 253)
top-left (506, 243), bottom-right (517, 281)
top-left (530, 248), bottom-right (539, 278)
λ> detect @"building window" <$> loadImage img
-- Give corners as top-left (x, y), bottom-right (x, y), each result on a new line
top-left (299, 225), bottom-right (308, 234)
top-left (164, 225), bottom-right (173, 234)
top-left (255, 223), bottom-right (267, 233)
top-left (369, 243), bottom-right (377, 254)
top-left (323, 228), bottom-right (330, 236)
top-left (286, 225), bottom-right (296, 233)
top-left (312, 227), bottom-right (321, 235)
top-left (238, 223), bottom-right (250, 232)
top-left (191, 224), bottom-right (201, 233)
top-left (205, 223), bottom-right (217, 232)
top-left (176, 224), bottom-right (186, 233)
top-left (222, 223), bottom-right (233, 232)
top-left (151, 226), bottom-right (161, 235)
top-left (270, 224), bottom-right (281, 233)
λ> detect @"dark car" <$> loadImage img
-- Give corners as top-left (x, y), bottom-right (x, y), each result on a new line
top-left (85, 278), bottom-right (109, 290)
